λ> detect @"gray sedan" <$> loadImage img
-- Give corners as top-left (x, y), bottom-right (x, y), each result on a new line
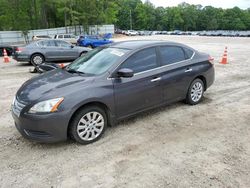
top-left (12, 40), bottom-right (214, 144)
top-left (13, 39), bottom-right (91, 65)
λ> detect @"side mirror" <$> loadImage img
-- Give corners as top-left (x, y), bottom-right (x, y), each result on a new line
top-left (71, 45), bottom-right (74, 48)
top-left (117, 68), bottom-right (134, 78)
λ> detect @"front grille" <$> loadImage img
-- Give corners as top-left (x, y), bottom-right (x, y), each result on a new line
top-left (12, 98), bottom-right (27, 117)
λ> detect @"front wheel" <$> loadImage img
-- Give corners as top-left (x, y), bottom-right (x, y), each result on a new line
top-left (69, 106), bottom-right (107, 144)
top-left (186, 78), bottom-right (204, 105)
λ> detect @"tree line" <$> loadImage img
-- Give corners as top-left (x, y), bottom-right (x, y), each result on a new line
top-left (0, 0), bottom-right (249, 32)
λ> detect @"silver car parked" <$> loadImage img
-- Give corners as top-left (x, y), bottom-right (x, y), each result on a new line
top-left (13, 39), bottom-right (91, 66)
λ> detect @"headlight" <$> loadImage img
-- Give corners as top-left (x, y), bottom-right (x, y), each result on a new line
top-left (29, 97), bottom-right (64, 113)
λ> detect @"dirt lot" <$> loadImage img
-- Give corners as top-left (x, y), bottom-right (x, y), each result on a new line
top-left (0, 35), bottom-right (250, 188)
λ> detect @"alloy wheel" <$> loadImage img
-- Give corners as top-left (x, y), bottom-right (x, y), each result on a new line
top-left (190, 82), bottom-right (203, 102)
top-left (77, 111), bottom-right (105, 141)
top-left (32, 55), bottom-right (43, 65)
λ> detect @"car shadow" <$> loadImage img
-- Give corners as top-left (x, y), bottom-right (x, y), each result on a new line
top-left (116, 102), bottom-right (184, 127)
top-left (114, 96), bottom-right (213, 129)
top-left (16, 62), bottom-right (32, 67)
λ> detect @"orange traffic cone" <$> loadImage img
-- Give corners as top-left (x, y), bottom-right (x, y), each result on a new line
top-left (220, 47), bottom-right (228, 64)
top-left (59, 63), bottom-right (65, 68)
top-left (3, 48), bottom-right (10, 63)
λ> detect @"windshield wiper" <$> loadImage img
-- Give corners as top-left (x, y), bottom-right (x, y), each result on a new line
top-left (66, 69), bottom-right (85, 75)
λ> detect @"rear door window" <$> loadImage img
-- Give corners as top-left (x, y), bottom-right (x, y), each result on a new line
top-left (38, 40), bottom-right (56, 47)
top-left (120, 47), bottom-right (158, 73)
top-left (159, 46), bottom-right (186, 65)
top-left (56, 40), bottom-right (70, 47)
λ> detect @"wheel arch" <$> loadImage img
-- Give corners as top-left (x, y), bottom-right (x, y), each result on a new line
top-left (194, 75), bottom-right (207, 91)
top-left (67, 101), bottom-right (113, 137)
top-left (79, 51), bottom-right (88, 57)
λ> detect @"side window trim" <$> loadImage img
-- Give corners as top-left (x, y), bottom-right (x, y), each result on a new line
top-left (109, 46), bottom-right (195, 79)
top-left (135, 47), bottom-right (195, 76)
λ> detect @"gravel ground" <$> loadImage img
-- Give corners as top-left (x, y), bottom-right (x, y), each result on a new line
top-left (0, 35), bottom-right (250, 188)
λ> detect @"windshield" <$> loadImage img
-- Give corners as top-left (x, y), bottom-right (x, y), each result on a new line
top-left (66, 47), bottom-right (130, 75)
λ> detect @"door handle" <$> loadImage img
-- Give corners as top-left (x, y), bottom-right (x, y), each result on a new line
top-left (151, 77), bottom-right (161, 82)
top-left (185, 68), bottom-right (193, 73)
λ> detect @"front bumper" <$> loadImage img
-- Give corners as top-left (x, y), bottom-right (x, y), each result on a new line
top-left (12, 109), bottom-right (70, 143)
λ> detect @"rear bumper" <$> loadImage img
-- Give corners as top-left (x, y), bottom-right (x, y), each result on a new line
top-left (12, 53), bottom-right (30, 62)
top-left (206, 65), bottom-right (215, 89)
top-left (12, 109), bottom-right (70, 143)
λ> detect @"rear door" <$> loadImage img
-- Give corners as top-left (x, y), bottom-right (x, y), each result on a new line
top-left (158, 46), bottom-right (195, 103)
top-left (113, 47), bottom-right (163, 119)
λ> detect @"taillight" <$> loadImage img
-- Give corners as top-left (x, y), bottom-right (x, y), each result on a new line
top-left (208, 55), bottom-right (214, 65)
top-left (15, 47), bottom-right (23, 53)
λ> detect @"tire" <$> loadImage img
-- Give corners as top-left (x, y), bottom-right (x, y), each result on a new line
top-left (69, 106), bottom-right (107, 144)
top-left (186, 78), bottom-right (204, 105)
top-left (31, 54), bottom-right (44, 66)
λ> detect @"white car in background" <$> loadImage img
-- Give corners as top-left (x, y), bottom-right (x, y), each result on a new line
top-left (126, 30), bottom-right (138, 36)
top-left (32, 35), bottom-right (51, 41)
top-left (54, 34), bottom-right (77, 44)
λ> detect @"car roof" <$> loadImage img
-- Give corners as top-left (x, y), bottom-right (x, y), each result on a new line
top-left (110, 40), bottom-right (191, 50)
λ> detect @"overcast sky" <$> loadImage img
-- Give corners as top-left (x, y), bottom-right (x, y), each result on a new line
top-left (145, 0), bottom-right (250, 9)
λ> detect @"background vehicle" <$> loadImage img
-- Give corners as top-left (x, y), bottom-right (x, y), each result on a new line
top-left (32, 35), bottom-right (51, 41)
top-left (77, 35), bottom-right (113, 48)
top-left (13, 39), bottom-right (91, 66)
top-left (126, 30), bottom-right (138, 36)
top-left (54, 34), bottom-right (77, 44)
top-left (12, 40), bottom-right (214, 144)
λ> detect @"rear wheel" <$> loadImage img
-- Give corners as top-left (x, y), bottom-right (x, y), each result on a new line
top-left (186, 78), bottom-right (204, 105)
top-left (69, 106), bottom-right (107, 144)
top-left (31, 54), bottom-right (44, 66)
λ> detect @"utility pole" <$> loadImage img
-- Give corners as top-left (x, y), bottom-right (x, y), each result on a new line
top-left (130, 9), bottom-right (132, 30)
top-left (64, 2), bottom-right (68, 33)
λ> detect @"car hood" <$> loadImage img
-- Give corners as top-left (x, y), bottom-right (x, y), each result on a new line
top-left (16, 69), bottom-right (94, 103)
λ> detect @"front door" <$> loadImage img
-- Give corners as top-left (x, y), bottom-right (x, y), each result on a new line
top-left (113, 47), bottom-right (163, 119)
